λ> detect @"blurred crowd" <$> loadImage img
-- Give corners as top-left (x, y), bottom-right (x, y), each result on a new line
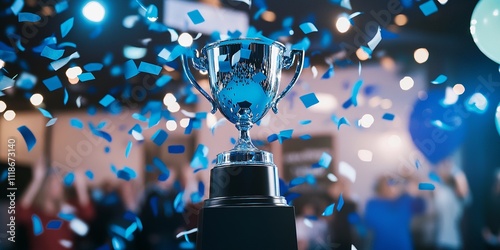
top-left (2, 156), bottom-right (500, 250)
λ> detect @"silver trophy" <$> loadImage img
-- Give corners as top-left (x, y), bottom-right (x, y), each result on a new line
top-left (182, 38), bottom-right (304, 249)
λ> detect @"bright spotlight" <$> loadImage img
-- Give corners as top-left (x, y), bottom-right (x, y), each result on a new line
top-left (83, 1), bottom-right (105, 22)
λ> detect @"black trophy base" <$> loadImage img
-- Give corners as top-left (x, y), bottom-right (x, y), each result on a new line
top-left (196, 205), bottom-right (298, 250)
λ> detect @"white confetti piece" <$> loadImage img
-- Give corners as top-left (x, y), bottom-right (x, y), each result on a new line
top-left (367, 27), bottom-right (382, 51)
top-left (70, 218), bottom-right (89, 236)
top-left (339, 161), bottom-right (356, 183)
top-left (311, 66), bottom-right (318, 78)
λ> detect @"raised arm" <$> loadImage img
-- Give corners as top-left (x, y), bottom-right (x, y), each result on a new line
top-left (20, 157), bottom-right (47, 208)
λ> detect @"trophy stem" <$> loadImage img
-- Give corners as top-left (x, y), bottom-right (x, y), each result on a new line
top-left (234, 107), bottom-right (257, 151)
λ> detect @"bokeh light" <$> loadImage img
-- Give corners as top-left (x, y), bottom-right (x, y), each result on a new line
top-left (453, 83), bottom-right (465, 95)
top-left (180, 118), bottom-right (190, 128)
top-left (399, 76), bottom-right (415, 91)
top-left (359, 114), bottom-right (375, 128)
top-left (414, 48), bottom-right (429, 64)
top-left (380, 99), bottom-right (393, 109)
top-left (166, 120), bottom-right (177, 131)
top-left (30, 93), bottom-right (44, 106)
top-left (0, 100), bottom-right (6, 113)
top-left (358, 149), bottom-right (373, 162)
top-left (82, 1), bottom-right (105, 22)
top-left (336, 15), bottom-right (351, 33)
top-left (262, 11), bottom-right (276, 22)
top-left (0, 59), bottom-right (5, 69)
top-left (66, 66), bottom-right (82, 79)
top-left (356, 48), bottom-right (370, 61)
top-left (3, 110), bottom-right (16, 121)
top-left (178, 33), bottom-right (194, 47)
top-left (394, 14), bottom-right (408, 26)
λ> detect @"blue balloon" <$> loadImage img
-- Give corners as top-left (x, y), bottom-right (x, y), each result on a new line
top-left (470, 0), bottom-right (500, 64)
top-left (409, 90), bottom-right (467, 164)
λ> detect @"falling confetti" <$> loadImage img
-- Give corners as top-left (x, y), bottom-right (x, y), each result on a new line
top-left (85, 170), bottom-right (94, 180)
top-left (431, 74), bottom-right (447, 84)
top-left (337, 117), bottom-right (350, 130)
top-left (99, 94), bottom-right (116, 107)
top-left (418, 182), bottom-right (435, 190)
top-left (50, 52), bottom-right (80, 71)
top-left (70, 118), bottom-right (84, 129)
top-left (382, 113), bottom-right (395, 121)
top-left (17, 126), bottom-right (36, 151)
top-left (337, 193), bottom-right (345, 211)
top-left (125, 141), bottom-right (133, 158)
top-left (322, 203), bottom-right (335, 216)
top-left (47, 220), bottom-right (63, 230)
top-left (300, 93), bottom-right (320, 108)
top-left (419, 0), bottom-right (438, 16)
top-left (168, 145), bottom-right (185, 154)
top-left (18, 12), bottom-right (41, 22)
top-left (46, 118), bottom-right (58, 127)
top-left (351, 79), bottom-right (364, 107)
top-left (367, 27), bottom-right (382, 51)
top-left (78, 73), bottom-right (95, 82)
top-left (38, 108), bottom-right (53, 118)
top-left (187, 10), bottom-right (205, 24)
top-left (60, 17), bottom-right (74, 38)
top-left (70, 218), bottom-right (89, 236)
top-left (32, 215), bottom-right (44, 236)
top-left (41, 46), bottom-right (65, 60)
top-left (138, 61), bottom-right (162, 75)
top-left (299, 22), bottom-right (318, 34)
top-left (43, 75), bottom-right (63, 91)
top-left (151, 129), bottom-right (168, 146)
top-left (315, 152), bottom-right (332, 168)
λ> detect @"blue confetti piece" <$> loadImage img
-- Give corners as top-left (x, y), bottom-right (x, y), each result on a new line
top-left (253, 7), bottom-right (266, 20)
top-left (431, 74), bottom-right (447, 84)
top-left (57, 42), bottom-right (77, 48)
top-left (19, 12), bottom-right (41, 22)
top-left (104, 146), bottom-right (110, 153)
top-left (168, 145), bottom-right (185, 154)
top-left (337, 117), bottom-right (350, 130)
top-left (419, 0), bottom-right (438, 16)
top-left (278, 129), bottom-right (294, 144)
top-left (415, 159), bottom-right (422, 169)
top-left (10, 0), bottom-right (24, 15)
top-left (150, 196), bottom-right (159, 217)
top-left (299, 22), bottom-right (318, 34)
top-left (322, 203), bottom-right (335, 216)
top-left (63, 172), bottom-right (74, 186)
top-left (382, 113), bottom-right (395, 121)
top-left (138, 61), bottom-right (162, 75)
top-left (43, 75), bottom-right (62, 91)
top-left (429, 172), bottom-right (441, 183)
top-left (55, 0), bottom-right (68, 13)
top-left (85, 170), bottom-right (94, 180)
top-left (32, 215), bottom-right (44, 236)
top-left (41, 46), bottom-right (64, 60)
top-left (290, 176), bottom-right (306, 187)
top-left (70, 118), bottom-right (84, 129)
top-left (57, 212), bottom-right (75, 221)
top-left (299, 134), bottom-right (312, 140)
top-left (219, 61), bottom-right (231, 72)
top-left (158, 173), bottom-right (169, 181)
top-left (117, 170), bottom-right (131, 181)
top-left (351, 79), bottom-right (363, 107)
top-left (60, 17), bottom-right (74, 38)
top-left (15, 73), bottom-right (37, 90)
top-left (152, 129), bottom-right (168, 146)
top-left (124, 60), bottom-right (139, 79)
top-left (1, 170), bottom-right (8, 182)
top-left (187, 10), bottom-right (205, 25)
top-left (17, 126), bottom-right (36, 151)
top-left (300, 93), bottom-right (319, 108)
top-left (38, 108), bottom-right (53, 118)
top-left (99, 94), bottom-right (116, 107)
top-left (0, 75), bottom-right (15, 91)
top-left (46, 220), bottom-right (63, 230)
top-left (337, 193), bottom-right (344, 211)
top-left (174, 191), bottom-right (185, 213)
top-left (46, 118), bottom-right (58, 127)
top-left (322, 65), bottom-right (334, 79)
top-left (299, 120), bottom-right (312, 125)
top-left (342, 98), bottom-right (352, 109)
top-left (112, 237), bottom-right (125, 250)
top-left (125, 141), bottom-right (133, 158)
top-left (50, 51), bottom-right (80, 71)
top-left (418, 182), bottom-right (435, 190)
top-left (153, 157), bottom-right (170, 174)
top-left (156, 75), bottom-right (172, 87)
top-left (84, 63), bottom-right (103, 72)
top-left (316, 152), bottom-right (332, 168)
top-left (78, 72), bottom-right (95, 82)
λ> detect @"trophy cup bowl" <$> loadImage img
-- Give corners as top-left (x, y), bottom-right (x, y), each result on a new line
top-left (182, 38), bottom-right (304, 206)
top-left (182, 38), bottom-right (304, 250)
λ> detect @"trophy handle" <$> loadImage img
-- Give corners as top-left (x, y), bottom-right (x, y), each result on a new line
top-left (271, 49), bottom-right (305, 114)
top-left (181, 52), bottom-right (218, 114)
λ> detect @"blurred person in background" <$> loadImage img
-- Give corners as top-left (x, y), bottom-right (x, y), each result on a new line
top-left (135, 167), bottom-right (186, 250)
top-left (433, 158), bottom-right (470, 250)
top-left (18, 156), bottom-right (95, 250)
top-left (326, 178), bottom-right (360, 250)
top-left (364, 174), bottom-right (425, 250)
top-left (295, 194), bottom-right (330, 250)
top-left (483, 169), bottom-right (500, 250)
